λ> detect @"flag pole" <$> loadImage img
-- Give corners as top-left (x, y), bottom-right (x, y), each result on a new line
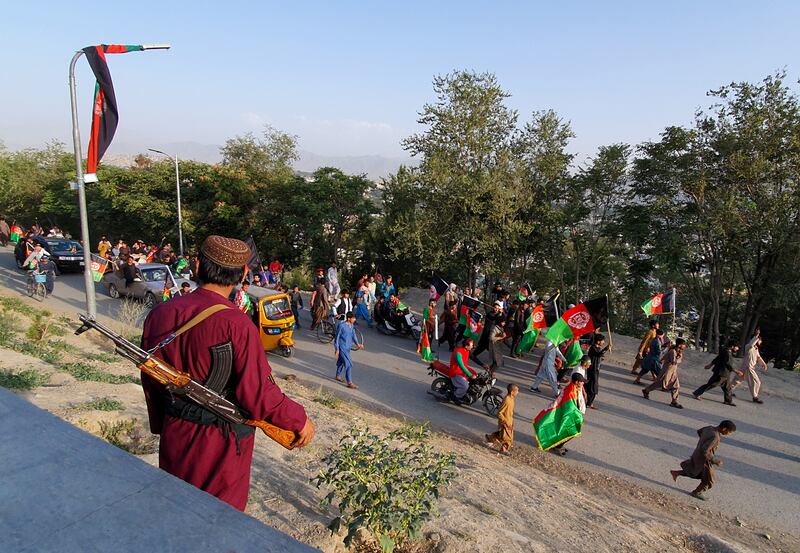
top-left (69, 43), bottom-right (170, 318)
top-left (434, 312), bottom-right (440, 361)
top-left (69, 49), bottom-right (96, 318)
top-left (671, 287), bottom-right (676, 339)
top-left (605, 294), bottom-right (613, 349)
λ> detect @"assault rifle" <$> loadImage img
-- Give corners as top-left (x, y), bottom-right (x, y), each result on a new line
top-left (75, 314), bottom-right (297, 449)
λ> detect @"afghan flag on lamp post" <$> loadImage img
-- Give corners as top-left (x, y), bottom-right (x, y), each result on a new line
top-left (82, 44), bottom-right (145, 182)
top-left (545, 296), bottom-right (609, 347)
top-left (641, 289), bottom-right (675, 316)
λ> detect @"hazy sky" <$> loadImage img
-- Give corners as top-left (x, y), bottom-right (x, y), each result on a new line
top-left (2, 1), bottom-right (799, 163)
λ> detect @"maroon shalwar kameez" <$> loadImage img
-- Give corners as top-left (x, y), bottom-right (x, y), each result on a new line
top-left (141, 288), bottom-right (308, 511)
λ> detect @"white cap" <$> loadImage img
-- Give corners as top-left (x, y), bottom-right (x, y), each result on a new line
top-left (494, 300), bottom-right (503, 308)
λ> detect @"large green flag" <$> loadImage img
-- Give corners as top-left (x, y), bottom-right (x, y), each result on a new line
top-left (533, 383), bottom-right (583, 450)
top-left (563, 340), bottom-right (583, 367)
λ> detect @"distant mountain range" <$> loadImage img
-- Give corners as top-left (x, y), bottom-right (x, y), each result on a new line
top-left (106, 141), bottom-right (415, 181)
top-left (1, 138), bottom-right (415, 181)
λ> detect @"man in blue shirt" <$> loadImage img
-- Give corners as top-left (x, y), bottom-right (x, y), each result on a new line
top-left (335, 311), bottom-right (364, 389)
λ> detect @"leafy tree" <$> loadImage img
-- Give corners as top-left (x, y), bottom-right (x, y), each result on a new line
top-left (401, 70), bottom-right (520, 287)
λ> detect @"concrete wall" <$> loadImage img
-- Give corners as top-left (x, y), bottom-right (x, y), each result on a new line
top-left (0, 387), bottom-right (318, 553)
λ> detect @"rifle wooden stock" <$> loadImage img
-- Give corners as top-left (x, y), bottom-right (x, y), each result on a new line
top-left (77, 315), bottom-right (299, 450)
top-left (244, 419), bottom-right (298, 450)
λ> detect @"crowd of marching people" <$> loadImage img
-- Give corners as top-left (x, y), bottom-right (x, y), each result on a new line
top-left (0, 222), bottom-right (753, 501)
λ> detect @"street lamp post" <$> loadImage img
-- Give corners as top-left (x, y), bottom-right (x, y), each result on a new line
top-left (148, 148), bottom-right (184, 257)
top-left (69, 44), bottom-right (170, 318)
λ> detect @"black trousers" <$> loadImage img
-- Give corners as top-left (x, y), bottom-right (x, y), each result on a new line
top-left (693, 373), bottom-right (733, 403)
top-left (586, 366), bottom-right (599, 406)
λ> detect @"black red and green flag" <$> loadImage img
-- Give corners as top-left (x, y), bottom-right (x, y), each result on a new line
top-left (563, 339), bottom-right (584, 368)
top-left (545, 296), bottom-right (609, 347)
top-left (641, 289), bottom-right (675, 316)
top-left (417, 328), bottom-right (435, 362)
top-left (458, 295), bottom-right (481, 325)
top-left (533, 382), bottom-right (584, 450)
top-left (82, 44), bottom-right (144, 181)
top-left (517, 291), bottom-right (561, 354)
top-left (542, 291), bottom-right (561, 327)
top-left (162, 269), bottom-right (172, 302)
top-left (464, 310), bottom-right (483, 340)
top-left (517, 304), bottom-right (543, 354)
top-left (430, 276), bottom-right (449, 302)
top-left (517, 283), bottom-right (533, 301)
top-left (90, 254), bottom-right (109, 283)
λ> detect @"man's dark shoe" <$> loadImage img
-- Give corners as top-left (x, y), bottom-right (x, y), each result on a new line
top-left (753, 397), bottom-right (763, 404)
top-left (690, 491), bottom-right (707, 501)
top-left (670, 402), bottom-right (684, 409)
top-left (642, 389), bottom-right (649, 400)
top-left (723, 401), bottom-right (736, 407)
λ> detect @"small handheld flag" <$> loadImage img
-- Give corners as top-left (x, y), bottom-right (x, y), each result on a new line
top-left (430, 276), bottom-right (449, 302)
top-left (545, 296), bottom-right (609, 347)
top-left (641, 289), bottom-right (675, 316)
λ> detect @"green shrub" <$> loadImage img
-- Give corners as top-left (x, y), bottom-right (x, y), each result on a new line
top-left (25, 313), bottom-right (64, 342)
top-left (58, 362), bottom-right (140, 385)
top-left (313, 426), bottom-right (457, 553)
top-left (77, 397), bottom-right (124, 411)
top-left (0, 369), bottom-right (50, 390)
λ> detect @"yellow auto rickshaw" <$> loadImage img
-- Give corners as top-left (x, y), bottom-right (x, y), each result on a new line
top-left (255, 290), bottom-right (296, 357)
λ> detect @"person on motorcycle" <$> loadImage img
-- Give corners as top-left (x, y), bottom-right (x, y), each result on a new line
top-left (449, 338), bottom-right (476, 404)
top-left (386, 293), bottom-right (407, 332)
top-left (373, 295), bottom-right (387, 327)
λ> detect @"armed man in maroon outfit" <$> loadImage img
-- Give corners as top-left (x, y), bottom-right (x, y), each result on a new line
top-left (141, 235), bottom-right (315, 511)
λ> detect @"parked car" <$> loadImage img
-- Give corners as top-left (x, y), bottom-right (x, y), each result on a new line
top-left (101, 262), bottom-right (196, 307)
top-left (14, 235), bottom-right (85, 274)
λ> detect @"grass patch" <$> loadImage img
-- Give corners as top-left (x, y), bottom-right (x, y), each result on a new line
top-left (0, 312), bottom-right (17, 346)
top-left (77, 397), bottom-right (124, 411)
top-left (0, 369), bottom-right (50, 390)
top-left (313, 388), bottom-right (343, 409)
top-left (58, 362), bottom-right (140, 385)
top-left (98, 418), bottom-right (157, 454)
top-left (0, 296), bottom-right (40, 318)
top-left (14, 342), bottom-right (61, 365)
top-left (48, 339), bottom-right (75, 353)
top-left (87, 351), bottom-right (119, 364)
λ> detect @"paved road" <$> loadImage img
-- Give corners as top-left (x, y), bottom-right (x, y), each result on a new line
top-left (2, 246), bottom-right (798, 535)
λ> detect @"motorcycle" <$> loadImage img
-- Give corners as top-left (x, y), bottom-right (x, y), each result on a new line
top-left (427, 361), bottom-right (504, 416)
top-left (376, 305), bottom-right (422, 340)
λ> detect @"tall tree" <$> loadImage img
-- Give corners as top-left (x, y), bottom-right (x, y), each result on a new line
top-left (402, 70), bottom-right (520, 286)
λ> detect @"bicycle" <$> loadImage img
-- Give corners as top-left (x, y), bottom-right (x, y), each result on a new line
top-left (26, 271), bottom-right (48, 302)
top-left (316, 313), bottom-right (364, 351)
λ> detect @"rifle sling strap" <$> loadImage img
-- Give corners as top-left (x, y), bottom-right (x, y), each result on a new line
top-left (150, 303), bottom-right (231, 353)
top-left (157, 303), bottom-right (255, 452)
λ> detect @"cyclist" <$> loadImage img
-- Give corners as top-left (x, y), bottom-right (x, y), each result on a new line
top-left (37, 254), bottom-right (56, 294)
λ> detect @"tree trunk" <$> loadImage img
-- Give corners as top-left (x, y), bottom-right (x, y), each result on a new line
top-left (695, 303), bottom-right (705, 350)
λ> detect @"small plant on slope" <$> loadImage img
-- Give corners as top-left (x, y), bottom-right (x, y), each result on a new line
top-left (312, 425), bottom-right (457, 553)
